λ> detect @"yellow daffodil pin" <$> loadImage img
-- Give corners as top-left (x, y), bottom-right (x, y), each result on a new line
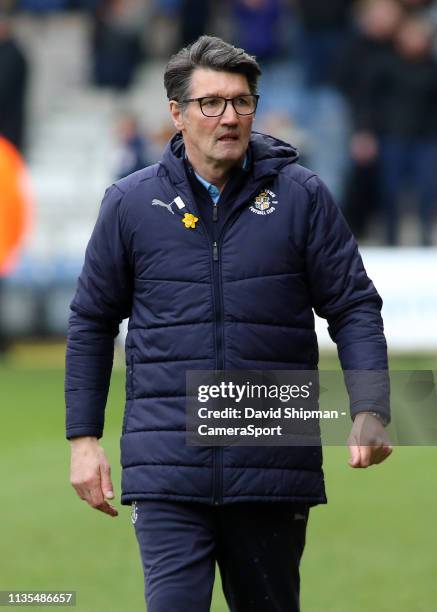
top-left (182, 213), bottom-right (199, 229)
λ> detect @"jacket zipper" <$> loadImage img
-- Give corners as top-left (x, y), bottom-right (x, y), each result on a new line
top-left (212, 239), bottom-right (222, 504)
top-left (165, 178), bottom-right (274, 506)
top-left (210, 186), bottom-right (267, 505)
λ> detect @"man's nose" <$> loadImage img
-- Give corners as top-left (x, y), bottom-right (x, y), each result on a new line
top-left (220, 101), bottom-right (239, 124)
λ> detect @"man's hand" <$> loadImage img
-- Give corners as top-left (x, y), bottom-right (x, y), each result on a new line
top-left (69, 436), bottom-right (118, 517)
top-left (347, 413), bottom-right (393, 468)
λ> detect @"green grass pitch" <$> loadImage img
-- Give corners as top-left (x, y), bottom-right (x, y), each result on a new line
top-left (1, 348), bottom-right (436, 611)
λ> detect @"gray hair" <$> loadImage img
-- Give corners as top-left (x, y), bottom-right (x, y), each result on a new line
top-left (164, 35), bottom-right (262, 104)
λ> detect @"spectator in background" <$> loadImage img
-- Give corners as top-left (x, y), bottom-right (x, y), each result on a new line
top-left (231, 0), bottom-right (290, 117)
top-left (180, 0), bottom-right (211, 47)
top-left (289, 0), bottom-right (354, 200)
top-left (401, 0), bottom-right (437, 52)
top-left (113, 112), bottom-right (151, 179)
top-left (232, 0), bottom-right (282, 62)
top-left (336, 0), bottom-right (405, 238)
top-left (91, 0), bottom-right (144, 90)
top-left (294, 0), bottom-right (354, 87)
top-left (0, 136), bottom-right (31, 356)
top-left (359, 15), bottom-right (437, 245)
top-left (0, 12), bottom-right (28, 153)
top-left (231, 0), bottom-right (297, 118)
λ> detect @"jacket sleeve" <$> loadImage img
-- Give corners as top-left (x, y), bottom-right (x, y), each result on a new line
top-left (304, 175), bottom-right (389, 421)
top-left (65, 184), bottom-right (133, 439)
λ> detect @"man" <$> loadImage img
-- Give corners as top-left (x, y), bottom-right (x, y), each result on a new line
top-left (66, 35), bottom-right (392, 612)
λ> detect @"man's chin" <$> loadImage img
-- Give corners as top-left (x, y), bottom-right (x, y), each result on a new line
top-left (214, 143), bottom-right (246, 163)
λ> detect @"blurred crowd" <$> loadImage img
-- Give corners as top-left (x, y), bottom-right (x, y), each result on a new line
top-left (1, 0), bottom-right (437, 247)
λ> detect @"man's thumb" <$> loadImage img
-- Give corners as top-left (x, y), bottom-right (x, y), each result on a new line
top-left (348, 444), bottom-right (361, 467)
top-left (100, 464), bottom-right (114, 498)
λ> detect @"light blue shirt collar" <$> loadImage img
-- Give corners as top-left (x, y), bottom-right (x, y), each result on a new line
top-left (192, 155), bottom-right (249, 205)
top-left (194, 172), bottom-right (221, 204)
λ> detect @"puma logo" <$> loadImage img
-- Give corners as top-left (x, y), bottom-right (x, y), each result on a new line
top-left (152, 198), bottom-right (176, 214)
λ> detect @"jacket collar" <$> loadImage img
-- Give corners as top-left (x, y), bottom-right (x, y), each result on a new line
top-left (160, 131), bottom-right (299, 187)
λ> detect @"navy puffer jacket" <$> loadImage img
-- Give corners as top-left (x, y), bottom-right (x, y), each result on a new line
top-left (65, 132), bottom-right (387, 507)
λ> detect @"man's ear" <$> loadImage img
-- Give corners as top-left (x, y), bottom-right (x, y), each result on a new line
top-left (169, 101), bottom-right (185, 132)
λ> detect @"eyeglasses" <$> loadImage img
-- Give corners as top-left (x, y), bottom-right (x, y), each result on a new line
top-left (178, 94), bottom-right (259, 117)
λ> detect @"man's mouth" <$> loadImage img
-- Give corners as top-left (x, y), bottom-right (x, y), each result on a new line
top-left (217, 134), bottom-right (239, 142)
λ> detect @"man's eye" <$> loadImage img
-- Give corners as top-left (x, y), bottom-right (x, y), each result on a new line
top-left (202, 98), bottom-right (221, 108)
top-left (235, 97), bottom-right (250, 108)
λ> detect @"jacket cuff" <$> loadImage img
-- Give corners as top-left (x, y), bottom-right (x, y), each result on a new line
top-left (66, 425), bottom-right (103, 440)
top-left (350, 401), bottom-right (391, 425)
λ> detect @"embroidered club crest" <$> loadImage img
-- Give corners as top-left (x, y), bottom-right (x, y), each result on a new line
top-left (249, 189), bottom-right (278, 216)
top-left (255, 192), bottom-right (270, 210)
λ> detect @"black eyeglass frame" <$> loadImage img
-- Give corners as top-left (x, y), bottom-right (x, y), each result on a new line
top-left (176, 94), bottom-right (260, 117)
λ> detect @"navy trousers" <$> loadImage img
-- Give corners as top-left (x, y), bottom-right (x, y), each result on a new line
top-left (132, 500), bottom-right (309, 612)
